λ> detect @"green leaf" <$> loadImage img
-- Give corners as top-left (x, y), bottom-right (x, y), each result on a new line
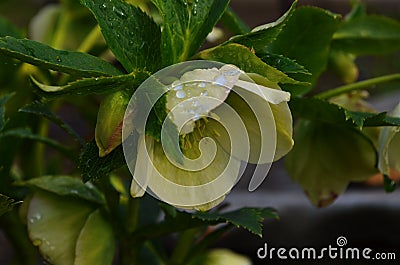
top-left (194, 207), bottom-right (278, 237)
top-left (0, 36), bottom-right (122, 77)
top-left (75, 210), bottom-right (116, 265)
top-left (332, 15), bottom-right (400, 55)
top-left (27, 191), bottom-right (109, 265)
top-left (79, 140), bottom-right (128, 182)
top-left (19, 101), bottom-right (84, 145)
top-left (0, 128), bottom-right (75, 159)
top-left (197, 43), bottom-right (306, 85)
top-left (132, 207), bottom-right (278, 240)
top-left (226, 1), bottom-right (296, 50)
top-left (289, 97), bottom-right (400, 128)
top-left (286, 120), bottom-right (378, 207)
top-left (0, 93), bottom-right (13, 132)
top-left (268, 7), bottom-right (341, 95)
top-left (220, 7), bottom-right (250, 35)
top-left (30, 70), bottom-right (150, 99)
top-left (257, 52), bottom-right (310, 75)
top-left (24, 176), bottom-right (105, 204)
top-left (80, 0), bottom-right (161, 72)
top-left (0, 194), bottom-right (21, 216)
top-left (151, 0), bottom-right (229, 65)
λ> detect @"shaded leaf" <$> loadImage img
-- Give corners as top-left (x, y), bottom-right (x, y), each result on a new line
top-left (226, 1), bottom-right (296, 50)
top-left (378, 102), bottom-right (400, 178)
top-left (0, 36), bottom-right (122, 77)
top-left (24, 176), bottom-right (105, 204)
top-left (133, 207), bottom-right (277, 240)
top-left (286, 120), bottom-right (378, 207)
top-left (194, 207), bottom-right (278, 237)
top-left (268, 7), bottom-right (341, 95)
top-left (289, 97), bottom-right (400, 128)
top-left (0, 194), bottom-right (21, 216)
top-left (197, 43), bottom-right (306, 85)
top-left (27, 191), bottom-right (96, 265)
top-left (31, 70), bottom-right (150, 99)
top-left (151, 0), bottom-right (229, 65)
top-left (79, 140), bottom-right (128, 182)
top-left (19, 101), bottom-right (85, 145)
top-left (332, 15), bottom-right (400, 55)
top-left (80, 0), bottom-right (161, 72)
top-left (0, 128), bottom-right (75, 159)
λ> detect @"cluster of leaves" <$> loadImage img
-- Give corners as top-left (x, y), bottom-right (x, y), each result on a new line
top-left (0, 0), bottom-right (400, 264)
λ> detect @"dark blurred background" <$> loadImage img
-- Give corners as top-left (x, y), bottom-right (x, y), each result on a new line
top-left (1, 0), bottom-right (400, 264)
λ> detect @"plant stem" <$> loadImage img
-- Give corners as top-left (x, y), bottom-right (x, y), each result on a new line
top-left (126, 197), bottom-right (140, 234)
top-left (315, 73), bottom-right (400, 99)
top-left (77, 25), bottom-right (102, 53)
top-left (0, 211), bottom-right (38, 265)
top-left (169, 228), bottom-right (198, 265)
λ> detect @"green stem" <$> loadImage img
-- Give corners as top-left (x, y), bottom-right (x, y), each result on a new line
top-left (169, 228), bottom-right (198, 265)
top-left (315, 73), bottom-right (400, 99)
top-left (126, 197), bottom-right (140, 234)
top-left (77, 25), bottom-right (102, 53)
top-left (0, 212), bottom-right (38, 265)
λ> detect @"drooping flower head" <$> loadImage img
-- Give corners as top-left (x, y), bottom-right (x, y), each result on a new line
top-left (122, 61), bottom-right (293, 211)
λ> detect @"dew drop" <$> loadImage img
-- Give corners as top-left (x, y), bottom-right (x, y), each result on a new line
top-left (113, 6), bottom-right (126, 18)
top-left (99, 3), bottom-right (107, 9)
top-left (71, 189), bottom-right (79, 194)
top-left (193, 4), bottom-right (198, 15)
top-left (198, 82), bottom-right (206, 88)
top-left (215, 75), bottom-right (227, 86)
top-left (55, 56), bottom-right (61, 62)
top-left (173, 84), bottom-right (183, 91)
top-left (176, 90), bottom-right (186, 99)
top-left (201, 91), bottom-right (208, 96)
top-left (129, 40), bottom-right (134, 45)
top-left (33, 239), bottom-right (42, 246)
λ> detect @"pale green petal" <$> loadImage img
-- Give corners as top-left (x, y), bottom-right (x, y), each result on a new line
top-left (247, 73), bottom-right (293, 160)
top-left (201, 249), bottom-right (252, 265)
top-left (166, 65), bottom-right (241, 134)
top-left (75, 210), bottom-right (115, 265)
top-left (27, 192), bottom-right (95, 265)
top-left (135, 122), bottom-right (241, 210)
top-left (378, 102), bottom-right (400, 175)
top-left (130, 135), bottom-right (153, 198)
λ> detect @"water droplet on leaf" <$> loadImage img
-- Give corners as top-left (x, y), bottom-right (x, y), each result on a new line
top-left (99, 3), bottom-right (107, 9)
top-left (113, 6), bottom-right (126, 18)
top-left (55, 56), bottom-right (61, 62)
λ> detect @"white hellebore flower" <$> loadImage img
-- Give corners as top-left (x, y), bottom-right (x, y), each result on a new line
top-left (124, 61), bottom-right (293, 211)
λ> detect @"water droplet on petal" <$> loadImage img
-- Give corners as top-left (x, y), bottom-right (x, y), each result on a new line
top-left (198, 82), bottom-right (206, 88)
top-left (173, 84), bottom-right (183, 91)
top-left (176, 90), bottom-right (186, 99)
top-left (215, 75), bottom-right (227, 86)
